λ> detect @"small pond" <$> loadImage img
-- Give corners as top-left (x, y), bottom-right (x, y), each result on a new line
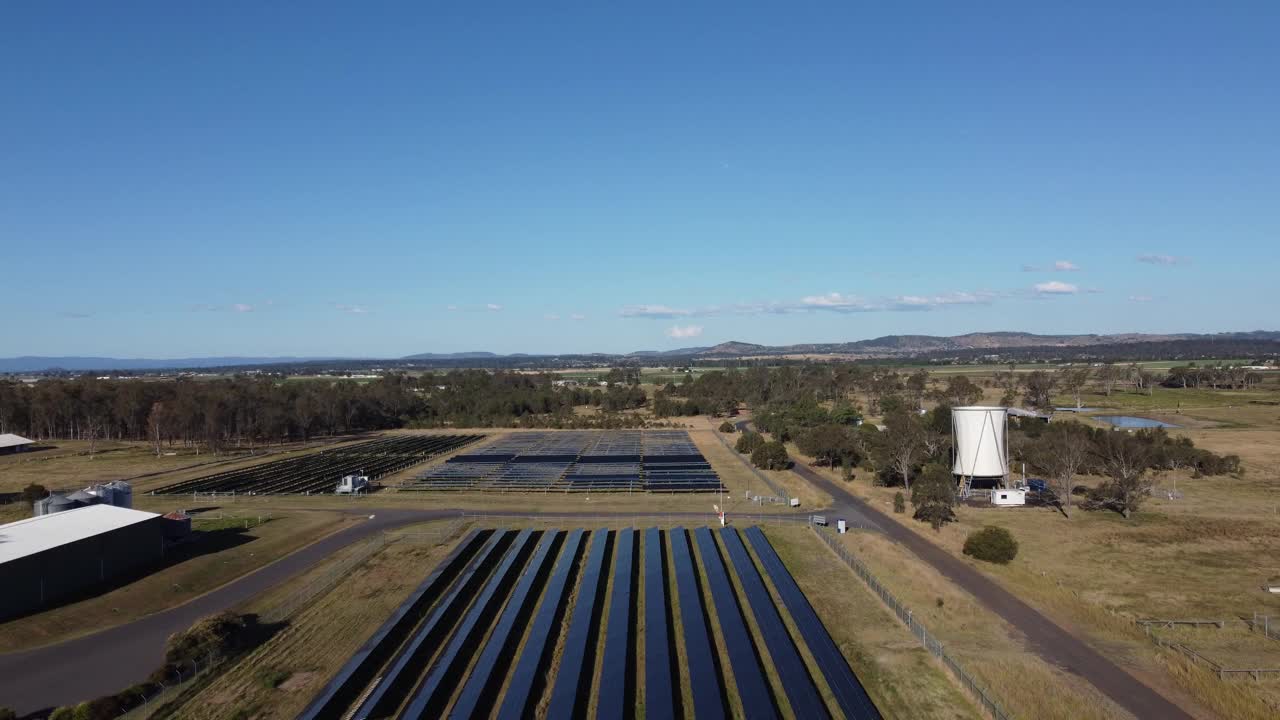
top-left (1092, 415), bottom-right (1179, 429)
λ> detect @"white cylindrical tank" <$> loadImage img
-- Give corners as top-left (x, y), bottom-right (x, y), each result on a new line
top-left (951, 406), bottom-right (1009, 478)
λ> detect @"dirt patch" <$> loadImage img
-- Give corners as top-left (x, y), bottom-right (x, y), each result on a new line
top-left (277, 670), bottom-right (317, 693)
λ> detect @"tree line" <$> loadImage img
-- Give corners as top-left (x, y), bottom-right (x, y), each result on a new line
top-left (0, 371), bottom-right (649, 454)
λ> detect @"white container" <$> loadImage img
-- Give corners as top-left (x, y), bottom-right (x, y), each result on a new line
top-left (991, 488), bottom-right (1027, 506)
top-left (789, 498), bottom-right (800, 507)
top-left (837, 519), bottom-right (847, 534)
top-left (951, 406), bottom-right (1009, 478)
top-left (336, 474), bottom-right (370, 494)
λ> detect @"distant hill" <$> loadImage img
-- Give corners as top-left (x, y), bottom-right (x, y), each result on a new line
top-left (0, 356), bottom-right (341, 373)
top-left (692, 331), bottom-right (1280, 358)
top-left (400, 351), bottom-right (501, 360)
top-left (8, 331), bottom-right (1279, 374)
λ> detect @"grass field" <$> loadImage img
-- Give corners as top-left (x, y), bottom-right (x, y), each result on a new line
top-left (170, 521), bottom-right (463, 719)
top-left (0, 436), bottom-right (373, 494)
top-left (764, 526), bottom-right (980, 719)
top-left (795, 388), bottom-right (1280, 719)
top-left (0, 509), bottom-right (347, 653)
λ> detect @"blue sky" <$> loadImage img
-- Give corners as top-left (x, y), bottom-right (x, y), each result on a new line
top-left (2, 2), bottom-right (1276, 357)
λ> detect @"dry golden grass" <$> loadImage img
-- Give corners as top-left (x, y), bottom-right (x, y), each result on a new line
top-left (763, 526), bottom-right (982, 720)
top-left (173, 521), bottom-right (461, 719)
top-left (833, 530), bottom-right (1131, 720)
top-left (794, 381), bottom-right (1280, 718)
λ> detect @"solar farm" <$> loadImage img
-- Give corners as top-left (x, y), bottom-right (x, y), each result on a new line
top-left (300, 525), bottom-right (879, 720)
top-left (150, 434), bottom-right (484, 495)
top-left (401, 430), bottom-right (726, 493)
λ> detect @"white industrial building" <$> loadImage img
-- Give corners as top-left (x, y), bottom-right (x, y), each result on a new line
top-left (0, 433), bottom-right (36, 455)
top-left (0, 505), bottom-right (165, 618)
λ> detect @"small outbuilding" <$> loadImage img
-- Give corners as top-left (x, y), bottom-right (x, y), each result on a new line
top-left (0, 433), bottom-right (35, 455)
top-left (0, 504), bottom-right (165, 618)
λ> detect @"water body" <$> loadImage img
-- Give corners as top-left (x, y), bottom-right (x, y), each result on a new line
top-left (1093, 415), bottom-right (1180, 429)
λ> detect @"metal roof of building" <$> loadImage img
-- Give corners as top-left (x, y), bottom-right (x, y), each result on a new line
top-left (0, 504), bottom-right (161, 564)
top-left (0, 433), bottom-right (35, 449)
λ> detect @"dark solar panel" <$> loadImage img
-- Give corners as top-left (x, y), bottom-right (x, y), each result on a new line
top-left (497, 529), bottom-right (585, 720)
top-left (643, 528), bottom-right (675, 719)
top-left (670, 528), bottom-right (726, 720)
top-left (297, 529), bottom-right (488, 720)
top-left (744, 527), bottom-right (882, 720)
top-left (546, 529), bottom-right (611, 719)
top-left (352, 530), bottom-right (513, 719)
top-left (598, 528), bottom-right (636, 720)
top-left (720, 527), bottom-right (828, 718)
top-left (451, 530), bottom-right (561, 719)
top-left (693, 527), bottom-right (779, 720)
top-left (403, 529), bottom-right (537, 719)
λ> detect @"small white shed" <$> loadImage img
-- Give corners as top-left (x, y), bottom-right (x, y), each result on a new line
top-left (991, 488), bottom-right (1027, 507)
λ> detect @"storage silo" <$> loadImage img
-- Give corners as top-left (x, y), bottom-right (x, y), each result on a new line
top-left (86, 481), bottom-right (134, 508)
top-left (951, 406), bottom-right (1009, 486)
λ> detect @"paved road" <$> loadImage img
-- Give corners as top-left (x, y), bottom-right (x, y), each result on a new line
top-left (548, 437), bottom-right (1192, 720)
top-left (756, 427), bottom-right (1193, 719)
top-left (0, 506), bottom-right (803, 715)
top-left (0, 509), bottom-right (455, 715)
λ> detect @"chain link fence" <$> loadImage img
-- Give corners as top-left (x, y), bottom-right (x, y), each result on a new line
top-left (456, 511), bottom-right (811, 528)
top-left (811, 525), bottom-right (1014, 720)
top-left (116, 652), bottom-right (226, 720)
top-left (116, 521), bottom-right (468, 719)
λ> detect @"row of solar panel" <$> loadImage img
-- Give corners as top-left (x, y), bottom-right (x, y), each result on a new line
top-left (299, 527), bottom-right (880, 720)
top-left (152, 434), bottom-right (484, 495)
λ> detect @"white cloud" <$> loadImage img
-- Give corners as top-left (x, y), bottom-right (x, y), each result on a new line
top-left (1026, 260), bottom-right (1079, 272)
top-left (1137, 254), bottom-right (1184, 266)
top-left (543, 313), bottom-right (561, 321)
top-left (570, 313), bottom-right (586, 321)
top-left (446, 304), bottom-right (459, 311)
top-left (666, 325), bottom-right (704, 339)
top-left (1129, 295), bottom-right (1154, 302)
top-left (800, 293), bottom-right (876, 312)
top-left (1033, 281), bottom-right (1078, 295)
top-left (486, 303), bottom-right (502, 312)
top-left (232, 303), bottom-right (254, 313)
top-left (623, 289), bottom-right (1003, 319)
top-left (59, 311), bottom-right (92, 319)
top-left (620, 304), bottom-right (694, 318)
top-left (337, 304), bottom-right (369, 314)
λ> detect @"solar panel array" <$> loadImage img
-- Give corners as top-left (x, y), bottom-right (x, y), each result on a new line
top-left (151, 434), bottom-right (484, 495)
top-left (299, 526), bottom-right (881, 720)
top-left (403, 430), bottom-right (724, 493)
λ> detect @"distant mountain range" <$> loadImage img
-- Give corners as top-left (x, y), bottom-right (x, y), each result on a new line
top-left (677, 331), bottom-right (1280, 358)
top-left (0, 356), bottom-right (342, 373)
top-left (5, 331), bottom-right (1279, 373)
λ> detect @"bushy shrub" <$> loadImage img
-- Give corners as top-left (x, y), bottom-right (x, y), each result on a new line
top-left (48, 708), bottom-right (74, 720)
top-left (0, 707), bottom-right (18, 720)
top-left (962, 526), bottom-right (1018, 564)
top-left (256, 666), bottom-right (291, 689)
top-left (735, 431), bottom-right (765, 455)
top-left (718, 420), bottom-right (736, 433)
top-left (910, 463), bottom-right (956, 530)
top-left (21, 483), bottom-right (48, 504)
top-left (893, 492), bottom-right (906, 514)
top-left (750, 441), bottom-right (790, 471)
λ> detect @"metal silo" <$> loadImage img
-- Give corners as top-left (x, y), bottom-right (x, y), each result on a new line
top-left (951, 406), bottom-right (1009, 486)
